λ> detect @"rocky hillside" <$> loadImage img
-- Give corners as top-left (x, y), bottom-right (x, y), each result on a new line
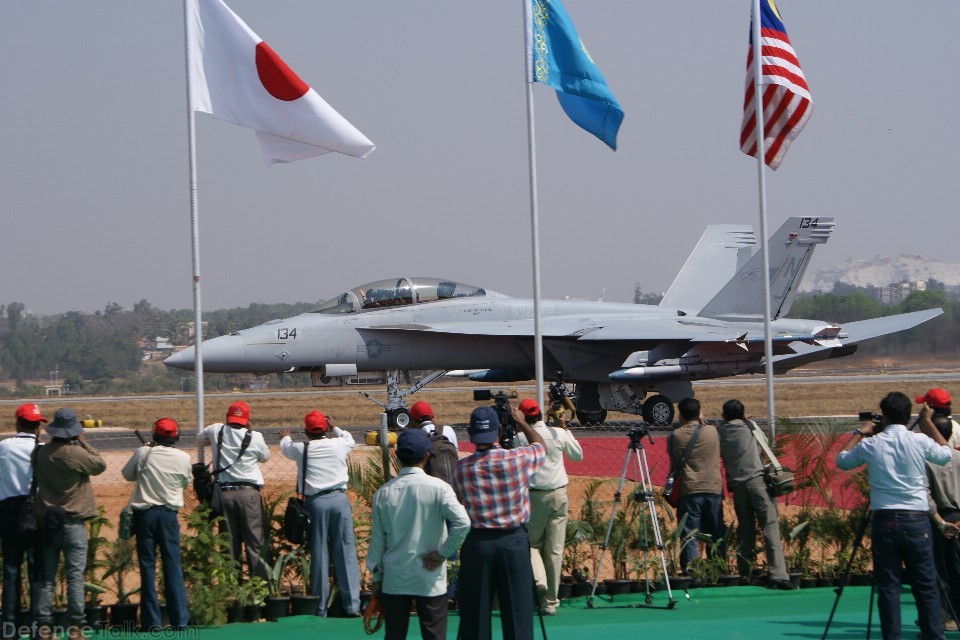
top-left (800, 254), bottom-right (960, 293)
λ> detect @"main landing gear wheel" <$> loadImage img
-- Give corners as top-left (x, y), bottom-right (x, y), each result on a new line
top-left (575, 408), bottom-right (607, 426)
top-left (387, 408), bottom-right (410, 430)
top-left (642, 395), bottom-right (674, 427)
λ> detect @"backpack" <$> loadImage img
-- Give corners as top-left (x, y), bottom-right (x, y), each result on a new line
top-left (424, 431), bottom-right (458, 486)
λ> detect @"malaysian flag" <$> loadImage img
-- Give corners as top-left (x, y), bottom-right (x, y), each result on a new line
top-left (740, 0), bottom-right (812, 170)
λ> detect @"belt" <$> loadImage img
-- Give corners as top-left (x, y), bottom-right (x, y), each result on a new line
top-left (309, 488), bottom-right (346, 497)
top-left (220, 482), bottom-right (260, 491)
top-left (531, 485), bottom-right (565, 492)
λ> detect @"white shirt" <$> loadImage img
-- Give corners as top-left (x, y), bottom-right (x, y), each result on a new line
top-left (416, 420), bottom-right (458, 445)
top-left (837, 424), bottom-right (952, 511)
top-left (0, 433), bottom-right (38, 501)
top-left (280, 428), bottom-right (355, 494)
top-left (121, 445), bottom-right (192, 510)
top-left (518, 421), bottom-right (583, 490)
top-left (198, 423), bottom-right (269, 485)
top-left (367, 467), bottom-right (470, 597)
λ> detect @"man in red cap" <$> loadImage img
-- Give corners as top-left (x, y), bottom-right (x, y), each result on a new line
top-left (279, 411), bottom-right (360, 617)
top-left (198, 401), bottom-right (270, 580)
top-left (916, 389), bottom-right (959, 449)
top-left (514, 398), bottom-right (582, 615)
top-left (0, 404), bottom-right (47, 632)
top-left (121, 418), bottom-right (192, 630)
top-left (408, 401), bottom-right (457, 445)
top-left (407, 401), bottom-right (458, 487)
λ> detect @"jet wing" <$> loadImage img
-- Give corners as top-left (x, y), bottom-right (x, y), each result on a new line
top-left (771, 308), bottom-right (944, 372)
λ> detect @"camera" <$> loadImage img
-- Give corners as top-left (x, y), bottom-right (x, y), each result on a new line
top-left (473, 389), bottom-right (519, 449)
top-left (547, 372), bottom-right (577, 419)
top-left (858, 411), bottom-right (881, 423)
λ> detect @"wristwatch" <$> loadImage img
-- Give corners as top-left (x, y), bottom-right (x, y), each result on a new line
top-left (851, 429), bottom-right (864, 437)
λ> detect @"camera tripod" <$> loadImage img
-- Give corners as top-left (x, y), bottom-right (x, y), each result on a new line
top-left (587, 427), bottom-right (677, 610)
top-left (822, 510), bottom-right (960, 639)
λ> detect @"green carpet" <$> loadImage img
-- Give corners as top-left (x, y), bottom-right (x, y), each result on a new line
top-left (95, 585), bottom-right (955, 639)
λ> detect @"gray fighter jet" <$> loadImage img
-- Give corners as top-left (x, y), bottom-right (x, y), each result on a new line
top-left (165, 217), bottom-right (942, 426)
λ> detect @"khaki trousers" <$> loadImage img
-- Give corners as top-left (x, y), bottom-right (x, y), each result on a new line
top-left (528, 487), bottom-right (567, 614)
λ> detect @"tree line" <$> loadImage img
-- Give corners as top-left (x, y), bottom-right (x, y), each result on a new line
top-left (0, 287), bottom-right (956, 396)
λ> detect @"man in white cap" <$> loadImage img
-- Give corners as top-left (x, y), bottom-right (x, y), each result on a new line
top-left (34, 408), bottom-right (106, 637)
top-left (0, 404), bottom-right (47, 633)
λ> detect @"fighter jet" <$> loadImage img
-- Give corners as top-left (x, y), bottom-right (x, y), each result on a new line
top-left (165, 217), bottom-right (942, 427)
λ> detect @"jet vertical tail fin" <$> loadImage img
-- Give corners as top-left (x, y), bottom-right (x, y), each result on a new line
top-left (698, 217), bottom-right (834, 321)
top-left (660, 224), bottom-right (756, 315)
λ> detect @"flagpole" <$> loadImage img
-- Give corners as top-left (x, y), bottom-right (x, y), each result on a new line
top-left (523, 0), bottom-right (545, 411)
top-left (751, 0), bottom-right (776, 443)
top-left (183, 0), bottom-right (206, 454)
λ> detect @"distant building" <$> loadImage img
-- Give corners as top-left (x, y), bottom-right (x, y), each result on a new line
top-left (871, 280), bottom-right (926, 305)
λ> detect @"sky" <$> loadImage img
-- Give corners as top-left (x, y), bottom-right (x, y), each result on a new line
top-left (2, 2), bottom-right (957, 317)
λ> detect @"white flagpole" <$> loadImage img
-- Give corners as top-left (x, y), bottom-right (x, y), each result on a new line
top-left (183, 0), bottom-right (206, 454)
top-left (523, 0), bottom-right (545, 411)
top-left (751, 0), bottom-right (777, 443)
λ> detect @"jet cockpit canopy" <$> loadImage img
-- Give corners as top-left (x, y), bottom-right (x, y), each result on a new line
top-left (310, 277), bottom-right (487, 314)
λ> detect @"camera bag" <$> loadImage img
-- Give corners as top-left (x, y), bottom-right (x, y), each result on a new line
top-left (748, 421), bottom-right (796, 498)
top-left (284, 441), bottom-right (311, 545)
top-left (663, 425), bottom-right (702, 508)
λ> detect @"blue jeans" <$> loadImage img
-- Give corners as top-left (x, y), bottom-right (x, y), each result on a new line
top-left (1, 529), bottom-right (40, 625)
top-left (872, 510), bottom-right (943, 640)
top-left (135, 507), bottom-right (189, 629)
top-left (307, 492), bottom-right (360, 616)
top-left (677, 493), bottom-right (725, 574)
top-left (37, 521), bottom-right (87, 627)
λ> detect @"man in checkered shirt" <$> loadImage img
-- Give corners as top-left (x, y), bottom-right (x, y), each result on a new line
top-left (454, 405), bottom-right (545, 640)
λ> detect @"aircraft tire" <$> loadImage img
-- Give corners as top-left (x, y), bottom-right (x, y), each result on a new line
top-left (575, 409), bottom-right (607, 426)
top-left (641, 395), bottom-right (674, 427)
top-left (388, 408), bottom-right (411, 430)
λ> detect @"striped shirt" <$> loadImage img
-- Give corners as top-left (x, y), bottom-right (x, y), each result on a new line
top-left (836, 424), bottom-right (952, 511)
top-left (455, 443), bottom-right (545, 530)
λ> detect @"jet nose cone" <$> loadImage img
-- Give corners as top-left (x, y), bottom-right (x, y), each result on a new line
top-left (164, 347), bottom-right (195, 371)
top-left (163, 335), bottom-right (246, 373)
top-left (200, 334), bottom-right (246, 372)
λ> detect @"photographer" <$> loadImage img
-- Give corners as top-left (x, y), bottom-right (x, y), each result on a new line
top-left (836, 393), bottom-right (953, 640)
top-left (454, 405), bottom-right (545, 640)
top-left (916, 388), bottom-right (960, 449)
top-left (717, 400), bottom-right (792, 590)
top-left (514, 399), bottom-right (583, 616)
top-left (923, 411), bottom-right (960, 632)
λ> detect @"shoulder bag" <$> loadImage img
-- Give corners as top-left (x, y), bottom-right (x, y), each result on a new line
top-left (748, 421), bottom-right (796, 498)
top-left (284, 442), bottom-right (311, 544)
top-left (193, 426), bottom-right (252, 515)
top-left (663, 425), bottom-right (702, 508)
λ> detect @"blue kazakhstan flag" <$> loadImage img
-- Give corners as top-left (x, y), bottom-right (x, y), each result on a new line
top-left (527, 0), bottom-right (623, 150)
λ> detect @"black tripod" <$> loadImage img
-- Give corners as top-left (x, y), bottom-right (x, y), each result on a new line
top-left (822, 510), bottom-right (874, 639)
top-left (587, 426), bottom-right (676, 610)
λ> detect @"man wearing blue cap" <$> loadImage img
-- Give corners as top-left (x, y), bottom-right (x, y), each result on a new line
top-left (367, 429), bottom-right (470, 640)
top-left (455, 405), bottom-right (546, 640)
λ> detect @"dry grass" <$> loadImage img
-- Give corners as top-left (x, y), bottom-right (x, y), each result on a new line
top-left (7, 374), bottom-right (950, 432)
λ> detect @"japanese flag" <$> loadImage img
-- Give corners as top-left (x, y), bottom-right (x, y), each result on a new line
top-left (185, 0), bottom-right (375, 165)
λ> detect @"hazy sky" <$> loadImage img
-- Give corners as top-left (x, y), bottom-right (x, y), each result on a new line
top-left (3, 2), bottom-right (957, 317)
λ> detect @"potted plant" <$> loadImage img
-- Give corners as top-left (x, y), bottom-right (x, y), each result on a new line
top-left (233, 577), bottom-right (268, 623)
top-left (263, 552), bottom-right (295, 621)
top-left (603, 498), bottom-right (641, 595)
top-left (84, 507), bottom-right (110, 629)
top-left (288, 548), bottom-right (320, 616)
top-left (180, 504), bottom-right (240, 627)
top-left (100, 537), bottom-right (140, 629)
